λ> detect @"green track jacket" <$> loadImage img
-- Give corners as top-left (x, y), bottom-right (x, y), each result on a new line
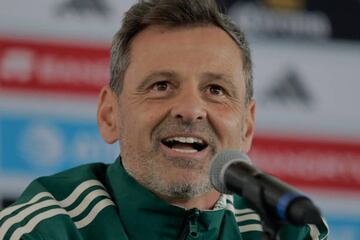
top-left (0, 158), bottom-right (328, 240)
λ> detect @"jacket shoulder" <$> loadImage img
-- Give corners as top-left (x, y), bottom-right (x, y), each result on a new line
top-left (231, 194), bottom-right (329, 240)
top-left (0, 162), bottom-right (116, 240)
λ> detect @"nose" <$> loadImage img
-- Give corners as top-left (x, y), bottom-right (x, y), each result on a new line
top-left (170, 88), bottom-right (207, 123)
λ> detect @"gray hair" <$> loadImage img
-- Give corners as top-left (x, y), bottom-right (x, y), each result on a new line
top-left (110, 0), bottom-right (253, 103)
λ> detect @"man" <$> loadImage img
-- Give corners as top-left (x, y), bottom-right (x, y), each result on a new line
top-left (0, 0), bottom-right (328, 239)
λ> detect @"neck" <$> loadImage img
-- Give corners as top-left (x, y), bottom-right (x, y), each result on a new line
top-left (160, 191), bottom-right (221, 210)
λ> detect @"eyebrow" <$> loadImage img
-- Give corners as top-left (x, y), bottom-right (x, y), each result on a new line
top-left (201, 72), bottom-right (238, 94)
top-left (136, 70), bottom-right (178, 91)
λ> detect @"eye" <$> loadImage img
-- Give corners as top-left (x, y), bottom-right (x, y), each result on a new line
top-left (152, 81), bottom-right (171, 91)
top-left (208, 85), bottom-right (226, 96)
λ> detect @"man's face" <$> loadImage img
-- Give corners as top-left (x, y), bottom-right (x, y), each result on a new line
top-left (112, 26), bottom-right (255, 199)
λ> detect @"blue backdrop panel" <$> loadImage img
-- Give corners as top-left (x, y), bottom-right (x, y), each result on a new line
top-left (0, 114), bottom-right (119, 176)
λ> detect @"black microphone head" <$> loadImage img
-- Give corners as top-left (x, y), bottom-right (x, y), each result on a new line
top-left (209, 150), bottom-right (251, 194)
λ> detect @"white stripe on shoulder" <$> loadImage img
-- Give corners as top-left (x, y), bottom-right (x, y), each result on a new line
top-left (9, 208), bottom-right (68, 240)
top-left (1, 179), bottom-right (112, 238)
top-left (0, 192), bottom-right (53, 221)
top-left (59, 180), bottom-right (105, 208)
top-left (239, 224), bottom-right (263, 233)
top-left (308, 224), bottom-right (321, 240)
top-left (225, 195), bottom-right (234, 203)
top-left (226, 204), bottom-right (235, 214)
top-left (223, 195), bottom-right (235, 213)
top-left (234, 208), bottom-right (255, 215)
top-left (0, 199), bottom-right (59, 239)
top-left (235, 213), bottom-right (261, 222)
top-left (74, 198), bottom-right (115, 229)
top-left (67, 189), bottom-right (110, 218)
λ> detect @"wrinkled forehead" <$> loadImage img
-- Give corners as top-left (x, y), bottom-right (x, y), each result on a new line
top-left (121, 25), bottom-right (246, 97)
top-left (128, 25), bottom-right (244, 71)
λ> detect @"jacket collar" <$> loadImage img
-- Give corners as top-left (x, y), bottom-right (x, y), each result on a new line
top-left (105, 158), bottom-right (240, 239)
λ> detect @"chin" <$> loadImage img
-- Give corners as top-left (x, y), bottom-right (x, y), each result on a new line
top-left (167, 165), bottom-right (205, 179)
top-left (161, 179), bottom-right (213, 200)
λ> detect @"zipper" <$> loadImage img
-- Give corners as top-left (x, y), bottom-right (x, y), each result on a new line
top-left (176, 208), bottom-right (201, 240)
top-left (187, 208), bottom-right (200, 239)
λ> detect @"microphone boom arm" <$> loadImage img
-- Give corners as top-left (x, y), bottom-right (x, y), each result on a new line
top-left (225, 161), bottom-right (322, 240)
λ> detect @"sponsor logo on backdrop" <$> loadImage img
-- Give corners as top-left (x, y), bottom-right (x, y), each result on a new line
top-left (20, 122), bottom-right (64, 167)
top-left (228, 1), bottom-right (331, 39)
top-left (250, 136), bottom-right (360, 192)
top-left (55, 0), bottom-right (112, 18)
top-left (263, 0), bottom-right (305, 10)
top-left (259, 68), bottom-right (313, 108)
top-left (0, 38), bottom-right (108, 94)
top-left (0, 49), bottom-right (34, 83)
top-left (0, 115), bottom-right (119, 174)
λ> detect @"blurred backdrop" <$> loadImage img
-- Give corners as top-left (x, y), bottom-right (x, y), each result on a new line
top-left (1, 0), bottom-right (360, 239)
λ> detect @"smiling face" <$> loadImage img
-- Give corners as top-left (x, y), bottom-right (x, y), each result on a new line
top-left (98, 25), bottom-right (255, 201)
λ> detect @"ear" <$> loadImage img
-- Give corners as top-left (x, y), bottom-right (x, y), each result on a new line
top-left (97, 86), bottom-right (119, 144)
top-left (242, 100), bottom-right (256, 153)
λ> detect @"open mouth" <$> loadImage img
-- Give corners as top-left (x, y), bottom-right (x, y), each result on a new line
top-left (161, 136), bottom-right (208, 153)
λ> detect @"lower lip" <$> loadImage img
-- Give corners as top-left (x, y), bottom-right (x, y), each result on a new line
top-left (160, 143), bottom-right (210, 160)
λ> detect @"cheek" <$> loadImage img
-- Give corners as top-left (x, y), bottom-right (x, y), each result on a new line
top-left (209, 105), bottom-right (244, 146)
top-left (220, 116), bottom-right (243, 138)
top-left (119, 103), bottom-right (169, 137)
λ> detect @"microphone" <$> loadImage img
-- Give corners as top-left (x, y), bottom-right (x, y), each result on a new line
top-left (209, 150), bottom-right (322, 226)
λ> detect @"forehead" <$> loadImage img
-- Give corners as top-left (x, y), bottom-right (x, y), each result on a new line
top-left (130, 25), bottom-right (242, 59)
top-left (124, 25), bottom-right (245, 88)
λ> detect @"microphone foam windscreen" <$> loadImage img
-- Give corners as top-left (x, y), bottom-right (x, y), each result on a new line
top-left (209, 150), bottom-right (251, 194)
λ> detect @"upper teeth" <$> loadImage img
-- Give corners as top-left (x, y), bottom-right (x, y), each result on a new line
top-left (166, 137), bottom-right (204, 144)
